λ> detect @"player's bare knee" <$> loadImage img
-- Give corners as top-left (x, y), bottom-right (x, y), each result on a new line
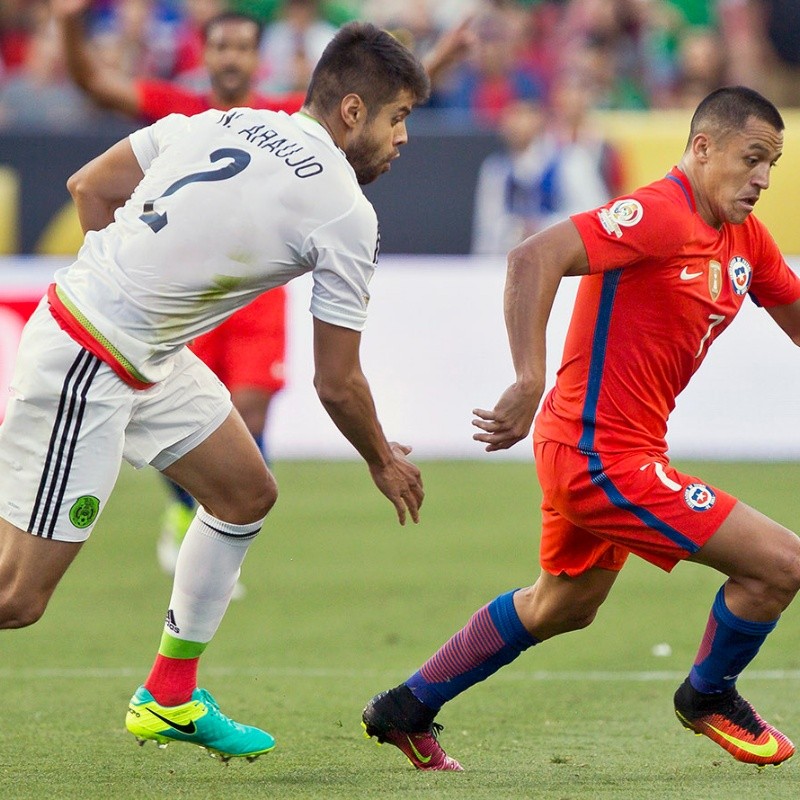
top-left (768, 549), bottom-right (800, 606)
top-left (0, 591), bottom-right (47, 629)
top-left (249, 470), bottom-right (277, 518)
top-left (759, 544), bottom-right (800, 601)
top-left (229, 472), bottom-right (277, 522)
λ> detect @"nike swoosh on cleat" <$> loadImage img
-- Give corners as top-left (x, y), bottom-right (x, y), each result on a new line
top-left (705, 724), bottom-right (779, 758)
top-left (147, 707), bottom-right (197, 735)
top-left (406, 735), bottom-right (432, 764)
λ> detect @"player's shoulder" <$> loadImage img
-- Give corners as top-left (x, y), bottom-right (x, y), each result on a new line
top-left (636, 171), bottom-right (695, 221)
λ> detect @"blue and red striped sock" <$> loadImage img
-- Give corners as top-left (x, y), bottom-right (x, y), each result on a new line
top-left (689, 584), bottom-right (778, 694)
top-left (406, 589), bottom-right (538, 711)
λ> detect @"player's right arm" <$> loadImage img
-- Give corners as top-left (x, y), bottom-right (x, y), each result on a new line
top-left (312, 318), bottom-right (424, 526)
top-left (52, 0), bottom-right (141, 117)
top-left (472, 219), bottom-right (590, 452)
top-left (67, 138), bottom-right (144, 233)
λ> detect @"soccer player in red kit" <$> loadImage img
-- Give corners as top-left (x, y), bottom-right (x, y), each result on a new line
top-left (362, 86), bottom-right (800, 771)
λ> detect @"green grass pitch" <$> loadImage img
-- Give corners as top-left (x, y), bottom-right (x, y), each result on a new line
top-left (2, 460), bottom-right (800, 799)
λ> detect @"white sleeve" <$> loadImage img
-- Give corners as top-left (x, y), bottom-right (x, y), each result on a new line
top-left (306, 198), bottom-right (379, 331)
top-left (128, 114), bottom-right (189, 172)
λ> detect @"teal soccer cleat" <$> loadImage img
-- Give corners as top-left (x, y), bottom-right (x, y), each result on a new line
top-left (126, 686), bottom-right (275, 762)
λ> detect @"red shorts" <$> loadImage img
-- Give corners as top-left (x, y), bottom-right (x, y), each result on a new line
top-left (534, 438), bottom-right (737, 576)
top-left (190, 287), bottom-right (286, 394)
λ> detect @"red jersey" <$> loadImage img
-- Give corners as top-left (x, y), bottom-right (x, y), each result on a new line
top-left (535, 166), bottom-right (800, 455)
top-left (135, 80), bottom-right (305, 123)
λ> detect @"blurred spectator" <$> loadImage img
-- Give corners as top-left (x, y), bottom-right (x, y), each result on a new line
top-left (430, 1), bottom-right (543, 126)
top-left (717, 0), bottom-right (772, 98)
top-left (172, 0), bottom-right (226, 78)
top-left (558, 0), bottom-right (653, 109)
top-left (471, 99), bottom-right (546, 253)
top-left (54, 0), bottom-right (306, 121)
top-left (0, 11), bottom-right (107, 129)
top-left (471, 71), bottom-right (623, 253)
top-left (0, 0), bottom-right (47, 72)
top-left (87, 0), bottom-right (179, 80)
top-left (669, 24), bottom-right (726, 108)
top-left (365, 0), bottom-right (444, 62)
top-left (561, 35), bottom-right (649, 109)
top-left (259, 0), bottom-right (337, 93)
top-left (763, 0), bottom-right (800, 106)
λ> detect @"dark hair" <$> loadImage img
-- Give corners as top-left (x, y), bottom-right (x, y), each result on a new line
top-left (687, 86), bottom-right (784, 148)
top-left (305, 22), bottom-right (430, 115)
top-left (202, 12), bottom-right (264, 46)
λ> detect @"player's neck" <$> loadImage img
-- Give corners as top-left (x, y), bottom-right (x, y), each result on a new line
top-left (299, 107), bottom-right (342, 148)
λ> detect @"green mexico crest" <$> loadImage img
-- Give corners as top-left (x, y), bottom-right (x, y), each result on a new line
top-left (69, 495), bottom-right (100, 529)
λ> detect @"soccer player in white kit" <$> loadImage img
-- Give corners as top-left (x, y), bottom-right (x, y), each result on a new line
top-left (0, 22), bottom-right (429, 761)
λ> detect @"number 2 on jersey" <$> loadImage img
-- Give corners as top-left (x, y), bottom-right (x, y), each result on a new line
top-left (139, 148), bottom-right (251, 233)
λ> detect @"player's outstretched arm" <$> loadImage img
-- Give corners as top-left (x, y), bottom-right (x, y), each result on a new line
top-left (52, 0), bottom-right (141, 116)
top-left (473, 220), bottom-right (591, 452)
top-left (421, 15), bottom-right (476, 88)
top-left (312, 318), bottom-right (424, 525)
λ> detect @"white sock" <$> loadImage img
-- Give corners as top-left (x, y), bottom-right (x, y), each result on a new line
top-left (166, 505), bottom-right (263, 643)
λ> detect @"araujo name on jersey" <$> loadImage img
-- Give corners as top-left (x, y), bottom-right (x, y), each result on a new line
top-left (218, 111), bottom-right (323, 178)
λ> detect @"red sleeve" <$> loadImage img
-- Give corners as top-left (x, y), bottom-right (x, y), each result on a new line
top-left (747, 216), bottom-right (800, 307)
top-left (570, 179), bottom-right (689, 275)
top-left (135, 80), bottom-right (207, 123)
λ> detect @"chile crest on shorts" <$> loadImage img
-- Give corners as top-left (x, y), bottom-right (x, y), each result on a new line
top-left (684, 483), bottom-right (716, 511)
top-left (728, 256), bottom-right (752, 296)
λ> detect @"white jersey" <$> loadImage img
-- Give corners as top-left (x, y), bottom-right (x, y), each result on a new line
top-left (53, 109), bottom-right (380, 383)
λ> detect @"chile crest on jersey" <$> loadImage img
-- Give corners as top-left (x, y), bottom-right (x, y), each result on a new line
top-left (728, 256), bottom-right (752, 296)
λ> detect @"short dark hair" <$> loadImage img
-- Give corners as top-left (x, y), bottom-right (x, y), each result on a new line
top-left (202, 12), bottom-right (264, 46)
top-left (687, 86), bottom-right (784, 148)
top-left (305, 22), bottom-right (430, 115)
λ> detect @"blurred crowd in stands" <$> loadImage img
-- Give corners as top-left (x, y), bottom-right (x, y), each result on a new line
top-left (3, 0), bottom-right (800, 132)
top-left (2, 0), bottom-right (800, 252)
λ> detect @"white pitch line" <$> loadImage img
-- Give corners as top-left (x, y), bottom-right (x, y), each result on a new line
top-left (2, 666), bottom-right (800, 681)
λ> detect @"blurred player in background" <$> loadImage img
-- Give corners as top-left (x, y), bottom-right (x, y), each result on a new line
top-left (0, 21), bottom-right (428, 762)
top-left (363, 86), bottom-right (800, 771)
top-left (53, 0), bottom-right (474, 591)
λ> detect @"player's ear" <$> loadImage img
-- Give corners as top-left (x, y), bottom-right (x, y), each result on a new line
top-left (691, 133), bottom-right (711, 162)
top-left (341, 94), bottom-right (366, 129)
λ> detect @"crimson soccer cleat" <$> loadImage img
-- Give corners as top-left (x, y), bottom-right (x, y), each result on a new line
top-left (674, 678), bottom-right (794, 766)
top-left (362, 686), bottom-right (463, 771)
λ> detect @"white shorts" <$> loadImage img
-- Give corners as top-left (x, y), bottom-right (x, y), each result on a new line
top-left (0, 301), bottom-right (232, 542)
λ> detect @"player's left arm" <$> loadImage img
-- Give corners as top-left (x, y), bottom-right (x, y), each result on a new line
top-left (765, 299), bottom-right (800, 347)
top-left (312, 318), bottom-right (424, 525)
top-left (67, 138), bottom-right (144, 233)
